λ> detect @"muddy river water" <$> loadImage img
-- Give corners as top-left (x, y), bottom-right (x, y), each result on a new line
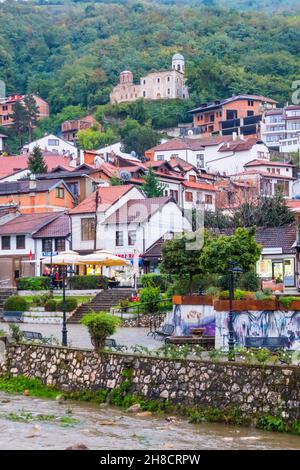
top-left (0, 392), bottom-right (300, 450)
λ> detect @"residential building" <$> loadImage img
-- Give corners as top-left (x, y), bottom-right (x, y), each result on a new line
top-left (110, 54), bottom-right (188, 104)
top-left (0, 94), bottom-right (49, 127)
top-left (0, 212), bottom-right (70, 285)
top-left (22, 134), bottom-right (82, 162)
top-left (61, 115), bottom-right (103, 143)
top-left (0, 179), bottom-right (75, 213)
top-left (261, 105), bottom-right (300, 152)
top-left (0, 153), bottom-right (78, 182)
top-left (189, 94), bottom-right (277, 137)
top-left (0, 133), bottom-right (7, 153)
top-left (230, 168), bottom-right (295, 199)
top-left (146, 136), bottom-right (270, 175)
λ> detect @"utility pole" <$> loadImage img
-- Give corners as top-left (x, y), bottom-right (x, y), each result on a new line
top-left (94, 187), bottom-right (101, 252)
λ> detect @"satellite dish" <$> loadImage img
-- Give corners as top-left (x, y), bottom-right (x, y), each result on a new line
top-left (187, 129), bottom-right (193, 136)
top-left (130, 150), bottom-right (137, 158)
top-left (119, 170), bottom-right (132, 182)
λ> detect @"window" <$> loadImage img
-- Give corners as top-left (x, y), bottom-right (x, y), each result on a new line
top-left (48, 139), bottom-right (59, 146)
top-left (2, 105), bottom-right (8, 111)
top-left (2, 236), bottom-right (10, 250)
top-left (205, 194), bottom-right (213, 204)
top-left (81, 218), bottom-right (95, 241)
top-left (67, 182), bottom-right (79, 196)
top-left (170, 189), bottom-right (178, 202)
top-left (247, 110), bottom-right (254, 116)
top-left (157, 154), bottom-right (165, 161)
top-left (55, 187), bottom-right (65, 199)
top-left (189, 175), bottom-right (196, 182)
top-left (196, 154), bottom-right (204, 169)
top-left (167, 76), bottom-right (170, 82)
top-left (185, 191), bottom-right (193, 202)
top-left (42, 239), bottom-right (52, 252)
top-left (116, 231), bottom-right (124, 246)
top-left (16, 235), bottom-right (25, 249)
top-left (143, 79), bottom-right (146, 85)
top-left (55, 238), bottom-right (65, 252)
top-left (275, 180), bottom-right (289, 197)
top-left (167, 88), bottom-right (170, 95)
top-left (157, 77), bottom-right (160, 83)
top-left (128, 231), bottom-right (136, 246)
top-left (143, 91), bottom-right (146, 97)
top-left (248, 100), bottom-right (254, 106)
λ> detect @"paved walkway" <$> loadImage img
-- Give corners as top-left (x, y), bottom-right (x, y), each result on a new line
top-left (0, 323), bottom-right (160, 350)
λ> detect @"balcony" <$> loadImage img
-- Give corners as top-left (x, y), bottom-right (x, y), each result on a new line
top-left (220, 118), bottom-right (240, 130)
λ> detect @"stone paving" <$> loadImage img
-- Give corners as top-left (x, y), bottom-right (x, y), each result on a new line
top-left (0, 323), bottom-right (160, 350)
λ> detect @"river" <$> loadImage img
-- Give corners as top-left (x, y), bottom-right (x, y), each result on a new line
top-left (0, 392), bottom-right (300, 450)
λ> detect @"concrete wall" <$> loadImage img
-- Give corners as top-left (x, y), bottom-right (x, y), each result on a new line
top-left (2, 343), bottom-right (300, 422)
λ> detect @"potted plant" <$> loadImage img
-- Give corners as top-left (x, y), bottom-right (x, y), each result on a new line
top-left (81, 312), bottom-right (120, 350)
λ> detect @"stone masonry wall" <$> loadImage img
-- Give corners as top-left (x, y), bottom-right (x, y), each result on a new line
top-left (2, 343), bottom-right (300, 421)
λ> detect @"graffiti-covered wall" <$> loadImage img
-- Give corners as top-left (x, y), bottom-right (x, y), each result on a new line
top-left (216, 310), bottom-right (300, 350)
top-left (165, 304), bottom-right (215, 336)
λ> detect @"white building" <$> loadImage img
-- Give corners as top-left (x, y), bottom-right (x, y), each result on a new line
top-left (147, 136), bottom-right (270, 176)
top-left (261, 105), bottom-right (300, 152)
top-left (22, 134), bottom-right (82, 162)
top-left (0, 133), bottom-right (7, 152)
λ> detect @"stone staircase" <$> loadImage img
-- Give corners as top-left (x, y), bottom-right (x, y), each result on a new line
top-left (0, 288), bottom-right (17, 313)
top-left (68, 288), bottom-right (134, 323)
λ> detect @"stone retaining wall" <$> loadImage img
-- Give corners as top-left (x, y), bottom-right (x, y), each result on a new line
top-left (122, 313), bottom-right (166, 328)
top-left (2, 343), bottom-right (300, 421)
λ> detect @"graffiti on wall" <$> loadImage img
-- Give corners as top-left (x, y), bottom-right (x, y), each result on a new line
top-left (215, 310), bottom-right (300, 350)
top-left (166, 304), bottom-right (215, 336)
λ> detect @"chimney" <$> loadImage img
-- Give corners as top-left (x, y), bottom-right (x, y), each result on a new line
top-left (29, 174), bottom-right (37, 190)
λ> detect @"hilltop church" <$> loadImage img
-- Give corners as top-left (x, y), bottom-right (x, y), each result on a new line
top-left (110, 54), bottom-right (189, 104)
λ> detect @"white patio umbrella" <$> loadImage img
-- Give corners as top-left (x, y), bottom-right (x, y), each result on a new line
top-left (78, 250), bottom-right (131, 267)
top-left (41, 250), bottom-right (82, 265)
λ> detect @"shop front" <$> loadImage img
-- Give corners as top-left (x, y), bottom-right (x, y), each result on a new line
top-left (256, 249), bottom-right (297, 289)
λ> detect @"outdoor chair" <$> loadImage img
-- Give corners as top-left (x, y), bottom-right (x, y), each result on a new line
top-left (22, 331), bottom-right (51, 344)
top-left (153, 323), bottom-right (175, 340)
top-left (104, 338), bottom-right (126, 351)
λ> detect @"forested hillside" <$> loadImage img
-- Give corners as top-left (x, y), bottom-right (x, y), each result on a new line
top-left (0, 0), bottom-right (300, 152)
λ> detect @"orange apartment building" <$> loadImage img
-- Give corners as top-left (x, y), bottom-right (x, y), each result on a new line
top-left (0, 94), bottom-right (49, 127)
top-left (189, 94), bottom-right (277, 138)
top-left (0, 179), bottom-right (74, 213)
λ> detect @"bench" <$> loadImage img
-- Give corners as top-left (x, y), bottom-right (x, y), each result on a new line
top-left (245, 336), bottom-right (289, 350)
top-left (153, 323), bottom-right (175, 340)
top-left (3, 311), bottom-right (23, 322)
top-left (22, 331), bottom-right (51, 344)
top-left (104, 338), bottom-right (126, 351)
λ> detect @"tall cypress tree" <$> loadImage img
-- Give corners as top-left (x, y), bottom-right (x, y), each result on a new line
top-left (142, 168), bottom-right (165, 198)
top-left (23, 94), bottom-right (39, 142)
top-left (28, 146), bottom-right (48, 174)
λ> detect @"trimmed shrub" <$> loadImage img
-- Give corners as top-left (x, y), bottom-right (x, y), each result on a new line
top-left (139, 287), bottom-right (161, 313)
top-left (140, 274), bottom-right (169, 291)
top-left (4, 296), bottom-right (28, 312)
top-left (57, 297), bottom-right (78, 312)
top-left (16, 276), bottom-right (51, 291)
top-left (81, 312), bottom-right (120, 350)
top-left (44, 299), bottom-right (57, 312)
top-left (68, 275), bottom-right (108, 290)
top-left (241, 271), bottom-right (260, 291)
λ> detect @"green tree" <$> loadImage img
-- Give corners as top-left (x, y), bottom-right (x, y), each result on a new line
top-left (77, 127), bottom-right (118, 150)
top-left (200, 227), bottom-right (262, 275)
top-left (110, 175), bottom-right (122, 186)
top-left (142, 168), bottom-right (165, 198)
top-left (160, 234), bottom-right (205, 294)
top-left (23, 94), bottom-right (39, 142)
top-left (10, 101), bottom-right (28, 148)
top-left (120, 119), bottom-right (160, 157)
top-left (28, 146), bottom-right (48, 174)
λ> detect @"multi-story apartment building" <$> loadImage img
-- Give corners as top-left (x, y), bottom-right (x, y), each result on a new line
top-left (0, 94), bottom-right (49, 127)
top-left (261, 105), bottom-right (300, 152)
top-left (189, 94), bottom-right (277, 138)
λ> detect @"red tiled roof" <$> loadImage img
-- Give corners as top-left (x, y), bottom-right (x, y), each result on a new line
top-left (150, 138), bottom-right (205, 153)
top-left (218, 137), bottom-right (259, 152)
top-left (286, 200), bottom-right (300, 211)
top-left (231, 170), bottom-right (295, 180)
top-left (265, 109), bottom-right (283, 116)
top-left (69, 184), bottom-right (137, 214)
top-left (0, 179), bottom-right (71, 195)
top-left (0, 154), bottom-right (74, 179)
top-left (104, 197), bottom-right (172, 224)
top-left (33, 214), bottom-right (70, 238)
top-left (245, 159), bottom-right (295, 168)
top-left (0, 212), bottom-right (63, 235)
top-left (154, 170), bottom-right (185, 181)
top-left (182, 181), bottom-right (217, 191)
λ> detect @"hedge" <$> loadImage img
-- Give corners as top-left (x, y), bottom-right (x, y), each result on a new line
top-left (57, 297), bottom-right (78, 312)
top-left (4, 296), bottom-right (28, 312)
top-left (16, 277), bottom-right (51, 291)
top-left (68, 275), bottom-right (108, 290)
top-left (140, 274), bottom-right (170, 292)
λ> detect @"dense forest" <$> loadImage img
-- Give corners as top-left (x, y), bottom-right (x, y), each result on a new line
top-left (0, 0), bottom-right (300, 151)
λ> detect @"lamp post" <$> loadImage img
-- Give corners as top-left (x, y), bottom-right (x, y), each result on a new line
top-left (227, 260), bottom-right (243, 359)
top-left (61, 266), bottom-right (68, 347)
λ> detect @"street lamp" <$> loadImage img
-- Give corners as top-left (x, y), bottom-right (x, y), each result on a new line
top-left (61, 266), bottom-right (75, 347)
top-left (227, 260), bottom-right (243, 359)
